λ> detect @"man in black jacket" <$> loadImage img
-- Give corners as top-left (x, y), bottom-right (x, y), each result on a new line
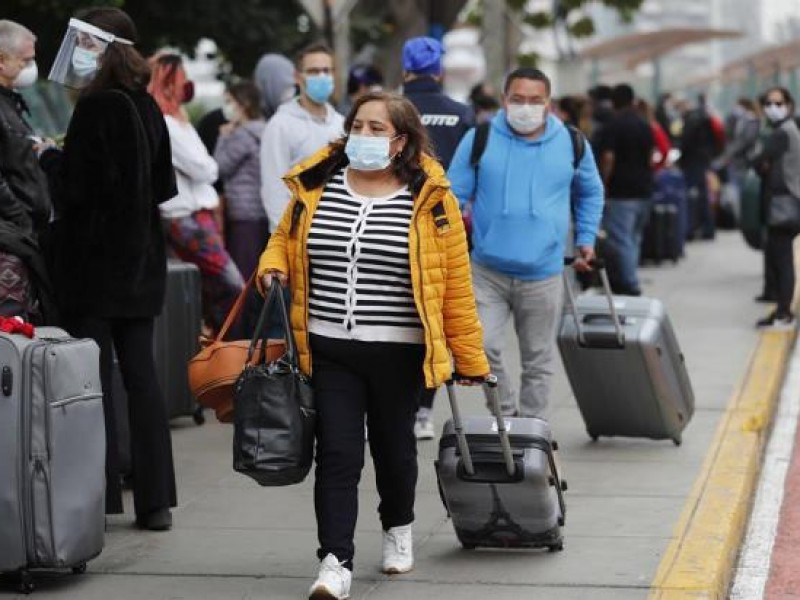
top-left (401, 36), bottom-right (474, 439)
top-left (0, 20), bottom-right (54, 322)
top-left (402, 36), bottom-right (473, 170)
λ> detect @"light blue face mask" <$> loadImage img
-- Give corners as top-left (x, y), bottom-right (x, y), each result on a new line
top-left (71, 46), bottom-right (99, 78)
top-left (304, 74), bottom-right (334, 105)
top-left (345, 134), bottom-right (399, 171)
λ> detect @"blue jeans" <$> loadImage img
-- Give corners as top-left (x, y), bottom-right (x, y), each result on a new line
top-left (602, 198), bottom-right (652, 294)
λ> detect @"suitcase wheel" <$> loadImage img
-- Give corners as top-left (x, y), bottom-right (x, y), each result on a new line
top-left (192, 406), bottom-right (206, 426)
top-left (588, 431), bottom-right (599, 442)
top-left (560, 479), bottom-right (568, 492)
top-left (548, 541), bottom-right (564, 552)
top-left (17, 571), bottom-right (34, 595)
top-left (72, 563), bottom-right (87, 575)
top-left (672, 437), bottom-right (682, 447)
top-left (460, 542), bottom-right (477, 550)
top-left (552, 440), bottom-right (559, 451)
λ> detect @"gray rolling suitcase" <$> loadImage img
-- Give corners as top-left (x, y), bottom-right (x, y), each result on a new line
top-left (557, 262), bottom-right (695, 445)
top-left (434, 377), bottom-right (566, 551)
top-left (0, 327), bottom-right (105, 594)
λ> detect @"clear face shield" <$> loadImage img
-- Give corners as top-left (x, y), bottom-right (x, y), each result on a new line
top-left (48, 18), bottom-right (132, 89)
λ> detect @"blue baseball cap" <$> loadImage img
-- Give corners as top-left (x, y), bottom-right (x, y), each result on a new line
top-left (402, 37), bottom-right (444, 76)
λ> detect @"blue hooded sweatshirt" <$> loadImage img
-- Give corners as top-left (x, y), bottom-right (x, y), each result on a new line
top-left (447, 110), bottom-right (605, 280)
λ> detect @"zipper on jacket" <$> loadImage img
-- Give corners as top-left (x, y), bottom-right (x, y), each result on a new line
top-left (414, 206), bottom-right (436, 386)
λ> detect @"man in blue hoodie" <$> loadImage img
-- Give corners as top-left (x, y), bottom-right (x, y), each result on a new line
top-left (448, 67), bottom-right (604, 418)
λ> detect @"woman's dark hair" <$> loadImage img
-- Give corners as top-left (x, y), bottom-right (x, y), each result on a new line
top-left (763, 86), bottom-right (795, 113)
top-left (333, 91), bottom-right (433, 186)
top-left (76, 7), bottom-right (150, 94)
top-left (227, 80), bottom-right (262, 120)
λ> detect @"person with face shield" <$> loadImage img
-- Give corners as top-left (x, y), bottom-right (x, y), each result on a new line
top-left (447, 67), bottom-right (605, 420)
top-left (0, 20), bottom-right (55, 323)
top-left (259, 43), bottom-right (344, 234)
top-left (36, 8), bottom-right (178, 530)
top-left (752, 87), bottom-right (800, 330)
top-left (256, 91), bottom-right (489, 599)
top-left (148, 52), bottom-right (245, 335)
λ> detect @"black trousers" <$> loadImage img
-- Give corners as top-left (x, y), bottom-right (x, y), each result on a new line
top-left (418, 387), bottom-right (436, 410)
top-left (64, 316), bottom-right (177, 516)
top-left (310, 334), bottom-right (425, 569)
top-left (765, 227), bottom-right (798, 316)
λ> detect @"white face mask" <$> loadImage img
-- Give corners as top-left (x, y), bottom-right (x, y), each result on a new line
top-left (13, 61), bottom-right (38, 89)
top-left (506, 103), bottom-right (547, 134)
top-left (221, 101), bottom-right (239, 122)
top-left (71, 46), bottom-right (99, 78)
top-left (764, 103), bottom-right (789, 123)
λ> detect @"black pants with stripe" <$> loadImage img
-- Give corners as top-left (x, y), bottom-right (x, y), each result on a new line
top-left (310, 334), bottom-right (425, 569)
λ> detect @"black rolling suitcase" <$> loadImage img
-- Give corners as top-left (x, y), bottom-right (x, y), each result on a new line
top-left (434, 376), bottom-right (566, 552)
top-left (641, 203), bottom-right (679, 264)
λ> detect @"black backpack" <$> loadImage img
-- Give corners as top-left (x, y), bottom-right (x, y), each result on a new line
top-left (469, 121), bottom-right (586, 173)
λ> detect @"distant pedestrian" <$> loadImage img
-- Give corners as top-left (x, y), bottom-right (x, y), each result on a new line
top-left (260, 43), bottom-right (344, 233)
top-left (753, 87), bottom-right (800, 330)
top-left (148, 52), bottom-right (245, 333)
top-left (339, 63), bottom-right (383, 115)
top-left (214, 80), bottom-right (267, 335)
top-left (402, 35), bottom-right (474, 439)
top-left (0, 20), bottom-right (55, 322)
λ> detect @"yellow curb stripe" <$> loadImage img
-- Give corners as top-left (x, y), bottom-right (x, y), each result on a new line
top-left (649, 329), bottom-right (796, 600)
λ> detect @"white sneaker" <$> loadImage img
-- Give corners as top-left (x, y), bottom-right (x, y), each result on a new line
top-left (309, 554), bottom-right (351, 600)
top-left (414, 416), bottom-right (435, 440)
top-left (382, 523), bottom-right (414, 574)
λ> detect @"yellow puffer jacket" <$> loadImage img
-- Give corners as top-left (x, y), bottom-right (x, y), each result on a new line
top-left (257, 146), bottom-right (489, 388)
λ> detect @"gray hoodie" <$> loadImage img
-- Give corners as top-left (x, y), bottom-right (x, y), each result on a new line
top-left (254, 54), bottom-right (296, 119)
top-left (214, 120), bottom-right (267, 222)
top-left (259, 98), bottom-right (344, 231)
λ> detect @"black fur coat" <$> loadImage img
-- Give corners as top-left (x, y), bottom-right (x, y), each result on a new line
top-left (40, 87), bottom-right (176, 318)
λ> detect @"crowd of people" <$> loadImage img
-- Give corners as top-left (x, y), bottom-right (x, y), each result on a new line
top-left (1, 7), bottom-right (799, 599)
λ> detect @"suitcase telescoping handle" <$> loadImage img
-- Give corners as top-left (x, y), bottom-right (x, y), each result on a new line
top-left (444, 374), bottom-right (515, 477)
top-left (563, 257), bottom-right (624, 348)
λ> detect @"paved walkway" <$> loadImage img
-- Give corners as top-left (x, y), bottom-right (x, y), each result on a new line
top-left (4, 231), bottom-right (768, 599)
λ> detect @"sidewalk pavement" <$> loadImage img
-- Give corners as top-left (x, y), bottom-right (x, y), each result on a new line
top-left (7, 231), bottom-right (769, 599)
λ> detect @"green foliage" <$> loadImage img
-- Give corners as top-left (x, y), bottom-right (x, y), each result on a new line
top-left (568, 16), bottom-right (595, 38)
top-left (516, 51), bottom-right (540, 68)
top-left (508, 0), bottom-right (644, 37)
top-left (6, 0), bottom-right (315, 78)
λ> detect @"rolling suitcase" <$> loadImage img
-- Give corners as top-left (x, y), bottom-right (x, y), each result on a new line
top-left (641, 203), bottom-right (679, 264)
top-left (156, 260), bottom-right (204, 422)
top-left (557, 261), bottom-right (695, 445)
top-left (434, 376), bottom-right (566, 552)
top-left (0, 326), bottom-right (105, 594)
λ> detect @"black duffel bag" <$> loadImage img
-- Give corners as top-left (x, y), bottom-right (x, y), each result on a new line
top-left (232, 280), bottom-right (315, 486)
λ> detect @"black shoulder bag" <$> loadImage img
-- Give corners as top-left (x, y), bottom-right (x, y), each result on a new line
top-left (232, 280), bottom-right (315, 486)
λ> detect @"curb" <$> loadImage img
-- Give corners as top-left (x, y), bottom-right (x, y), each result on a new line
top-left (649, 328), bottom-right (797, 599)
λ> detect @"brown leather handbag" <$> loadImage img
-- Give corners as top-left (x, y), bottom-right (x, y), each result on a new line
top-left (188, 276), bottom-right (285, 423)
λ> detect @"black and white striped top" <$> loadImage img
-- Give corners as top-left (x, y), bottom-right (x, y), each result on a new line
top-left (307, 168), bottom-right (424, 344)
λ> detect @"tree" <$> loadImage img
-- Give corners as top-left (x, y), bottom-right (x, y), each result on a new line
top-left (6, 0), bottom-right (315, 77)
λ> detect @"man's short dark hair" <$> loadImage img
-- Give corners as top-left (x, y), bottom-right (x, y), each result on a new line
top-left (611, 83), bottom-right (635, 109)
top-left (504, 67), bottom-right (551, 96)
top-left (294, 42), bottom-right (333, 69)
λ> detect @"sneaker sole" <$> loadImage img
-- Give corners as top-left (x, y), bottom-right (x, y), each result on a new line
top-left (309, 587), bottom-right (349, 600)
top-left (382, 565), bottom-right (414, 575)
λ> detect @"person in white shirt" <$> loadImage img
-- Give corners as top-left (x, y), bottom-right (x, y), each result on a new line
top-left (260, 43), bottom-right (344, 233)
top-left (148, 53), bottom-right (244, 331)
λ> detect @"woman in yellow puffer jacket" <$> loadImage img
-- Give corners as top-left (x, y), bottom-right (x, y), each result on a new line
top-left (257, 91), bottom-right (489, 599)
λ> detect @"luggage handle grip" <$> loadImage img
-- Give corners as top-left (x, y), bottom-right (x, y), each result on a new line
top-left (444, 374), bottom-right (514, 478)
top-left (563, 256), bottom-right (625, 347)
